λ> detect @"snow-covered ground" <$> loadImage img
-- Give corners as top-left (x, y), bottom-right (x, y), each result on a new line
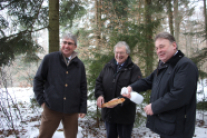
top-left (197, 79), bottom-right (207, 102)
top-left (0, 85), bottom-right (207, 138)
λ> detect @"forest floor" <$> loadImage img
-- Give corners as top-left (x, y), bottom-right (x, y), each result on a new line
top-left (0, 87), bottom-right (206, 138)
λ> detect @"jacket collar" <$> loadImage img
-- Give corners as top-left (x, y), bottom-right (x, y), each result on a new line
top-left (59, 51), bottom-right (78, 59)
top-left (59, 51), bottom-right (79, 67)
top-left (157, 50), bottom-right (184, 70)
top-left (166, 50), bottom-right (184, 66)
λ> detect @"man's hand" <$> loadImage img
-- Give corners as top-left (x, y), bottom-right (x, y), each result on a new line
top-left (122, 86), bottom-right (132, 98)
top-left (79, 113), bottom-right (86, 118)
top-left (97, 96), bottom-right (104, 108)
top-left (144, 103), bottom-right (154, 116)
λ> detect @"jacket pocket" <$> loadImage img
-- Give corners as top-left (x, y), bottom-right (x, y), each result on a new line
top-left (44, 86), bottom-right (58, 108)
top-left (155, 114), bottom-right (176, 135)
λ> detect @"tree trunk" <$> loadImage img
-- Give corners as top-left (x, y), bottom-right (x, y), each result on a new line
top-left (49, 0), bottom-right (59, 53)
top-left (204, 0), bottom-right (207, 46)
top-left (167, 0), bottom-right (174, 36)
top-left (95, 0), bottom-right (101, 47)
top-left (144, 0), bottom-right (153, 76)
top-left (174, 0), bottom-right (179, 44)
top-left (144, 0), bottom-right (154, 104)
top-left (95, 0), bottom-right (101, 128)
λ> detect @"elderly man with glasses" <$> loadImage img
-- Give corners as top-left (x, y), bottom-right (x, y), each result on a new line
top-left (33, 33), bottom-right (87, 138)
top-left (95, 41), bottom-right (142, 138)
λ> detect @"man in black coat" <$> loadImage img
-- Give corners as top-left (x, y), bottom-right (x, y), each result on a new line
top-left (124, 32), bottom-right (198, 138)
top-left (95, 41), bottom-right (142, 138)
top-left (33, 33), bottom-right (87, 138)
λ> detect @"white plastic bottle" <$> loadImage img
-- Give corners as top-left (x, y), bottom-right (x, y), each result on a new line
top-left (121, 87), bottom-right (144, 105)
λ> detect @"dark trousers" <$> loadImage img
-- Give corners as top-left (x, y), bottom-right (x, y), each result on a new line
top-left (38, 104), bottom-right (78, 138)
top-left (105, 121), bottom-right (133, 138)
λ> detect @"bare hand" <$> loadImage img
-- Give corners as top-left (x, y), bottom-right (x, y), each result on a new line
top-left (122, 86), bottom-right (132, 98)
top-left (144, 103), bottom-right (154, 116)
top-left (97, 96), bottom-right (104, 108)
top-left (79, 113), bottom-right (86, 118)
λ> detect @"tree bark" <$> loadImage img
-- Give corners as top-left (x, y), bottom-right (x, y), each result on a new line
top-left (49, 0), bottom-right (59, 53)
top-left (167, 0), bottom-right (174, 36)
top-left (95, 0), bottom-right (101, 47)
top-left (174, 0), bottom-right (179, 44)
top-left (95, 0), bottom-right (101, 128)
top-left (144, 0), bottom-right (153, 76)
top-left (204, 0), bottom-right (207, 46)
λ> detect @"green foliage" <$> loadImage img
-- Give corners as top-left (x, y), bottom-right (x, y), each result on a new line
top-left (1, 0), bottom-right (48, 29)
top-left (87, 54), bottom-right (113, 91)
top-left (0, 0), bottom-right (47, 67)
top-left (197, 101), bottom-right (207, 110)
top-left (0, 31), bottom-right (42, 66)
top-left (112, 0), bottom-right (128, 18)
top-left (78, 0), bottom-right (165, 127)
top-left (0, 0), bottom-right (86, 67)
top-left (60, 0), bottom-right (86, 28)
top-left (190, 48), bottom-right (207, 79)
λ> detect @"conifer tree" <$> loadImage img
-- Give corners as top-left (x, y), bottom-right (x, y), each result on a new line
top-left (0, 0), bottom-right (48, 67)
top-left (78, 0), bottom-right (166, 127)
top-left (167, 0), bottom-right (174, 35)
top-left (0, 0), bottom-right (86, 66)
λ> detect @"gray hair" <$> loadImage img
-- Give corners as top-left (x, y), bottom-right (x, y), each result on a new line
top-left (114, 41), bottom-right (131, 54)
top-left (62, 33), bottom-right (77, 45)
top-left (154, 32), bottom-right (178, 49)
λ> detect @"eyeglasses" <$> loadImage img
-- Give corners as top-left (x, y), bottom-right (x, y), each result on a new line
top-left (115, 52), bottom-right (126, 55)
top-left (63, 41), bottom-right (75, 46)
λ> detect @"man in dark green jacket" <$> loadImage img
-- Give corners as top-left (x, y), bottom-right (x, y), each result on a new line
top-left (33, 33), bottom-right (87, 138)
top-left (124, 32), bottom-right (198, 138)
top-left (95, 41), bottom-right (142, 138)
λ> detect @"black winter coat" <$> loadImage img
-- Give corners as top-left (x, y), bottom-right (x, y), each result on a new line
top-left (95, 57), bottom-right (142, 124)
top-left (33, 51), bottom-right (87, 114)
top-left (131, 50), bottom-right (198, 138)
